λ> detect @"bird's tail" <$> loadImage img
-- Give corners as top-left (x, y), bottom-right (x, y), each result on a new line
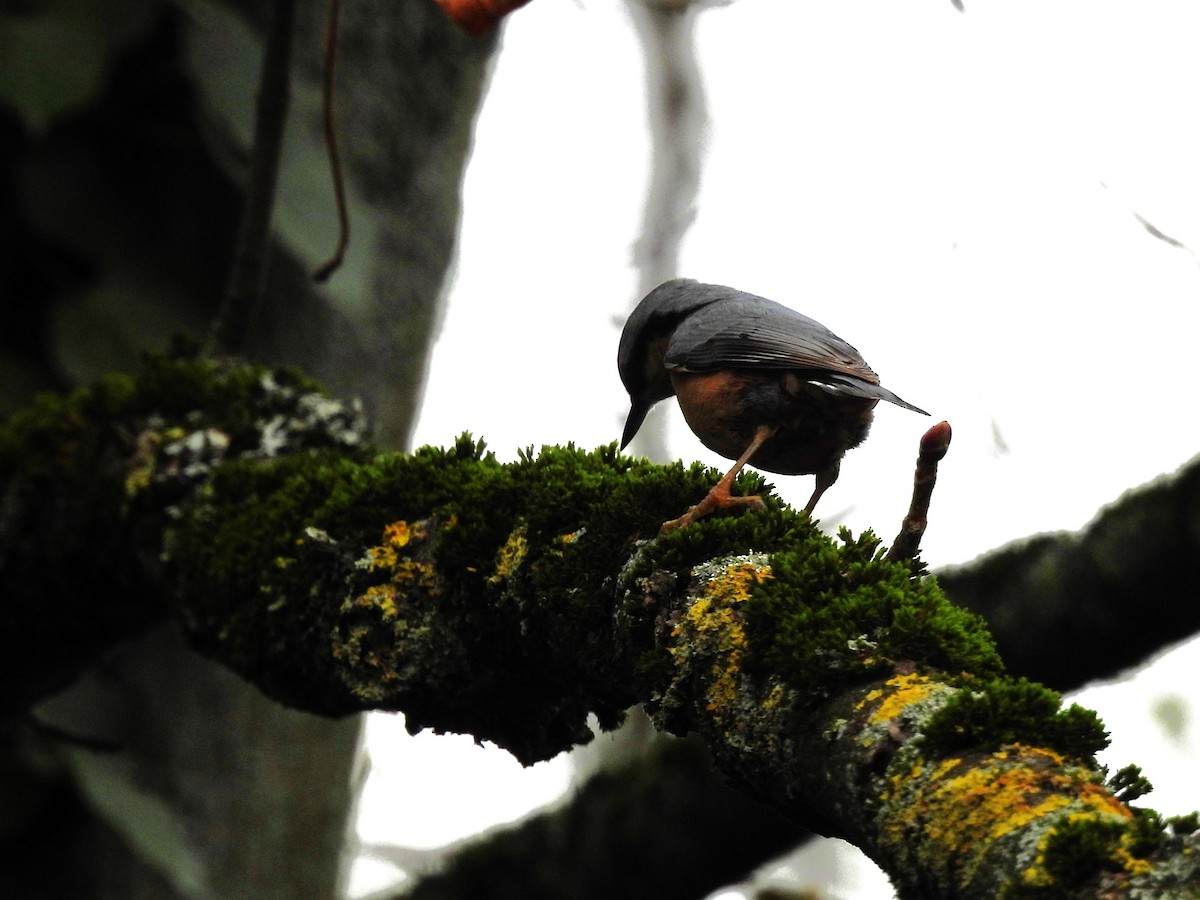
top-left (811, 374), bottom-right (929, 416)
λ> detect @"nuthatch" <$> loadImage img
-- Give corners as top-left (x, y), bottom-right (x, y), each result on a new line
top-left (619, 278), bottom-right (928, 530)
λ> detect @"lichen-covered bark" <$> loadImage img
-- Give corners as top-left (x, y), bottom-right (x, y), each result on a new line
top-left (778, 671), bottom-right (1199, 898)
top-left (632, 554), bottom-right (1199, 897)
top-left (2, 356), bottom-right (1198, 898)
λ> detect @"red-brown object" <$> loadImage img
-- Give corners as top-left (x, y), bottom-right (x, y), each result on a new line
top-left (886, 420), bottom-right (952, 562)
top-left (435, 0), bottom-right (533, 35)
top-left (618, 278), bottom-right (929, 531)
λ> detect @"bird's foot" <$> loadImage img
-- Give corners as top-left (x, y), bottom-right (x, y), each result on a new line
top-left (658, 488), bottom-right (766, 535)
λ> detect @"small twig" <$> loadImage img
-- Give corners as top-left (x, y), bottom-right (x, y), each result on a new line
top-left (206, 0), bottom-right (298, 356)
top-left (1133, 211), bottom-right (1192, 254)
top-left (626, 0), bottom-right (705, 297)
top-left (886, 421), bottom-right (952, 563)
top-left (622, 0), bottom-right (707, 462)
top-left (313, 0), bottom-right (349, 283)
top-left (1098, 180), bottom-right (1196, 258)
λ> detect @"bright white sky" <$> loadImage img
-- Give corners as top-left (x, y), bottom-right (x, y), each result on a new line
top-left (355, 2), bottom-right (1200, 896)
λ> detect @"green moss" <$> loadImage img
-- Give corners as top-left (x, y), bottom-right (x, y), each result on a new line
top-left (1107, 763), bottom-right (1154, 803)
top-left (0, 350), bottom-right (347, 484)
top-left (1126, 808), bottom-right (1168, 857)
top-left (1039, 816), bottom-right (1130, 888)
top-left (1001, 813), bottom-right (1163, 900)
top-left (922, 677), bottom-right (1109, 763)
top-left (1169, 812), bottom-right (1200, 836)
top-left (737, 527), bottom-right (1003, 696)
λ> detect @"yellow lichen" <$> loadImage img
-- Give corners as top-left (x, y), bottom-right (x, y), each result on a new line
top-left (868, 672), bottom-right (952, 725)
top-left (355, 583), bottom-right (398, 616)
top-left (369, 543), bottom-right (398, 570)
top-left (761, 681), bottom-right (791, 710)
top-left (488, 525), bottom-right (528, 584)
top-left (367, 520), bottom-right (427, 570)
top-left (1020, 859), bottom-right (1056, 888)
top-left (351, 520), bottom-right (443, 596)
top-left (377, 585), bottom-right (399, 618)
top-left (394, 560), bottom-right (440, 595)
top-left (383, 520), bottom-right (415, 548)
top-left (884, 744), bottom-right (1138, 893)
top-left (124, 465), bottom-right (152, 497)
top-left (670, 561), bottom-right (772, 716)
top-left (1112, 844), bottom-right (1153, 877)
top-left (935, 750), bottom-right (1075, 849)
top-left (1076, 780), bottom-right (1136, 820)
top-left (859, 687), bottom-right (884, 707)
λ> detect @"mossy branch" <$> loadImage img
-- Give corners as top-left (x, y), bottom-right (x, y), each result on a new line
top-left (2, 356), bottom-right (1197, 898)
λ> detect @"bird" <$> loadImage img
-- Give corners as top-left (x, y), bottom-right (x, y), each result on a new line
top-left (618, 278), bottom-right (928, 531)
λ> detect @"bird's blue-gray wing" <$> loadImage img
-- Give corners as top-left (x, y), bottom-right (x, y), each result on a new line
top-left (663, 289), bottom-right (874, 380)
top-left (663, 285), bottom-right (928, 415)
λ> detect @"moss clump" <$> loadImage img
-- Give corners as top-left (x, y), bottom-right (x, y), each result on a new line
top-left (738, 527), bottom-right (1003, 697)
top-left (1125, 808), bottom-right (1168, 858)
top-left (1107, 763), bottom-right (1154, 803)
top-left (922, 677), bottom-right (1109, 764)
top-left (1038, 816), bottom-right (1141, 891)
top-left (1169, 812), bottom-right (1200, 836)
top-left (0, 373), bottom-right (133, 480)
top-left (1, 350), bottom-right (357, 492)
top-left (1001, 806), bottom-right (1178, 899)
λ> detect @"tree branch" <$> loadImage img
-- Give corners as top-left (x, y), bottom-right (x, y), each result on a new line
top-left (207, 0), bottom-right (297, 356)
top-left (938, 453), bottom-right (1200, 691)
top-left (887, 420), bottom-right (952, 563)
top-left (401, 737), bottom-right (806, 900)
top-left (2, 357), bottom-right (1197, 897)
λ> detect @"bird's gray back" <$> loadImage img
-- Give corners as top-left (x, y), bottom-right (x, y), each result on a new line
top-left (661, 286), bottom-right (877, 383)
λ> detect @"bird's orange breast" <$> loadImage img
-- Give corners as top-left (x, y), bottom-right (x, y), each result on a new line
top-left (669, 370), bottom-right (768, 461)
top-left (669, 368), bottom-right (878, 476)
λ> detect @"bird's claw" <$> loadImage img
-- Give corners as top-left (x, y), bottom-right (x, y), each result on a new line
top-left (658, 492), bottom-right (766, 535)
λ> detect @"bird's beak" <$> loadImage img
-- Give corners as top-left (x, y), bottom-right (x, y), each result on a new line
top-left (620, 400), bottom-right (651, 450)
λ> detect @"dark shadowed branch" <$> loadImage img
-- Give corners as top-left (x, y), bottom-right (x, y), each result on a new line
top-left (938, 452), bottom-right (1200, 691)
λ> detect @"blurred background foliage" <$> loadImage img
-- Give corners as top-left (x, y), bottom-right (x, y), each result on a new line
top-left (1, 0), bottom-right (235, 411)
